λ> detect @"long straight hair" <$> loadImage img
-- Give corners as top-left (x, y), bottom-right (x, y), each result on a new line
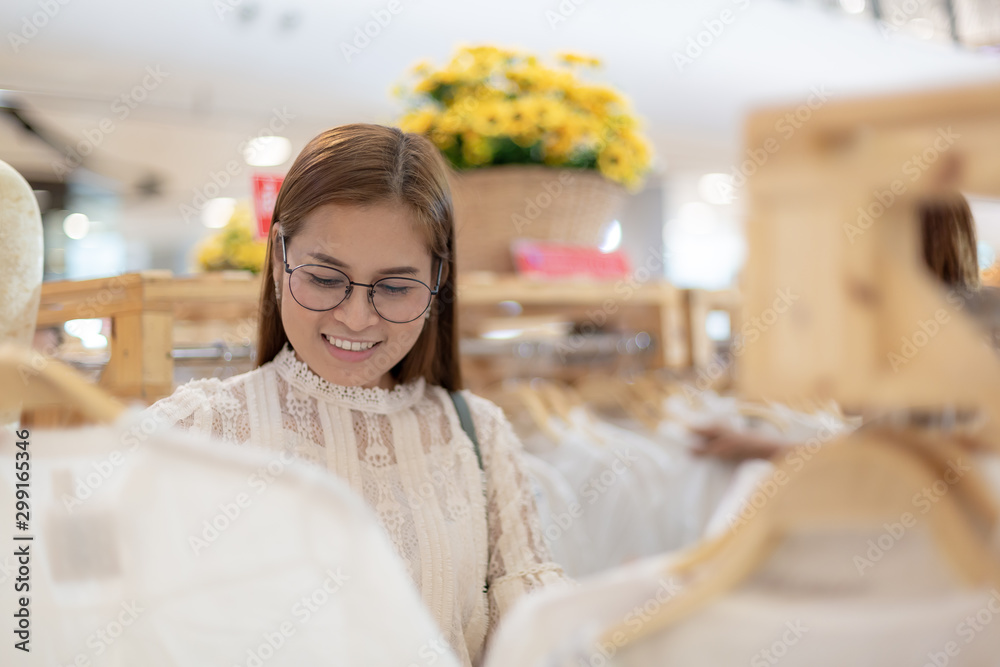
top-left (255, 123), bottom-right (462, 391)
top-left (918, 194), bottom-right (980, 291)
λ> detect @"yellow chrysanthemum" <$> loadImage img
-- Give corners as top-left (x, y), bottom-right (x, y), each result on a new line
top-left (400, 108), bottom-right (438, 135)
top-left (461, 133), bottom-right (493, 166)
top-left (409, 59), bottom-right (433, 76)
top-left (521, 96), bottom-right (568, 133)
top-left (506, 97), bottom-right (543, 145)
top-left (468, 98), bottom-right (511, 137)
top-left (196, 202), bottom-right (268, 273)
top-left (557, 52), bottom-right (602, 67)
top-left (394, 44), bottom-right (652, 186)
top-left (598, 141), bottom-right (631, 181)
top-left (564, 85), bottom-right (623, 119)
top-left (436, 108), bottom-right (468, 135)
top-left (233, 243), bottom-right (266, 272)
top-left (429, 129), bottom-right (456, 150)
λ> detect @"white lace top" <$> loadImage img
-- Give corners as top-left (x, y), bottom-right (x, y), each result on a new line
top-left (147, 343), bottom-right (568, 667)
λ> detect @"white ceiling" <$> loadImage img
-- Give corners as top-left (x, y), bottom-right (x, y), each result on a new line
top-left (2, 0), bottom-right (999, 255)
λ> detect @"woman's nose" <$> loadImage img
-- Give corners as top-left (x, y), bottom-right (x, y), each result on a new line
top-left (332, 287), bottom-right (380, 331)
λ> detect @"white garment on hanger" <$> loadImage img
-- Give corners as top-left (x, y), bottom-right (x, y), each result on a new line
top-left (0, 409), bottom-right (461, 667)
top-left (485, 524), bottom-right (1000, 667)
top-left (146, 343), bottom-right (566, 667)
top-left (520, 452), bottom-right (596, 578)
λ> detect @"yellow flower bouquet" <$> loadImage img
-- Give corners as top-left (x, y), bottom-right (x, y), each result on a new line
top-left (394, 45), bottom-right (653, 192)
top-left (195, 202), bottom-right (267, 274)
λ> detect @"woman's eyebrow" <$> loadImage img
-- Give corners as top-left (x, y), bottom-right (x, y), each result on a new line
top-left (305, 252), bottom-right (419, 276)
top-left (307, 251), bottom-right (348, 268)
top-left (376, 266), bottom-right (419, 276)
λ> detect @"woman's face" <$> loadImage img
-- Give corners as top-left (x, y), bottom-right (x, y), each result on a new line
top-left (272, 201), bottom-right (435, 389)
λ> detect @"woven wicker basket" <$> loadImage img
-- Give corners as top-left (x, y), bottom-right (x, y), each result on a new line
top-left (449, 165), bottom-right (627, 274)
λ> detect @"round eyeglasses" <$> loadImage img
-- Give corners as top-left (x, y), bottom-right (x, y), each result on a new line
top-left (280, 234), bottom-right (443, 324)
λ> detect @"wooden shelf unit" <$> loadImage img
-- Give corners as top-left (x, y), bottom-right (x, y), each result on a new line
top-left (37, 271), bottom-right (260, 403)
top-left (36, 272), bottom-right (700, 404)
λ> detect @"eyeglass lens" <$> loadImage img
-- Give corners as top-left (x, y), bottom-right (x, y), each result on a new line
top-left (287, 265), bottom-right (432, 323)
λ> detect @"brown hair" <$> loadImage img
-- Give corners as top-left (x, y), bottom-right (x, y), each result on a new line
top-left (918, 194), bottom-right (980, 291)
top-left (255, 123), bottom-right (462, 391)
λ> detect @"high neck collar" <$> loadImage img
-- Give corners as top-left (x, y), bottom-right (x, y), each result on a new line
top-left (271, 343), bottom-right (426, 414)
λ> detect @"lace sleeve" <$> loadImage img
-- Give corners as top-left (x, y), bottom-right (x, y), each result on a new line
top-left (144, 378), bottom-right (252, 445)
top-left (465, 393), bottom-right (572, 641)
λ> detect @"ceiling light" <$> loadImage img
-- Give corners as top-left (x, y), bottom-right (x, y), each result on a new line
top-left (243, 136), bottom-right (292, 167)
top-left (698, 173), bottom-right (735, 205)
top-left (63, 213), bottom-right (89, 239)
top-left (599, 220), bottom-right (622, 253)
top-left (839, 0), bottom-right (866, 14)
top-left (202, 197), bottom-right (237, 229)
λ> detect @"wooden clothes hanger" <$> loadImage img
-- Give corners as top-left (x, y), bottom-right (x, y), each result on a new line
top-left (538, 380), bottom-right (610, 446)
top-left (598, 426), bottom-right (1000, 651)
top-left (536, 380), bottom-right (574, 425)
top-left (513, 381), bottom-right (561, 444)
top-left (0, 342), bottom-right (124, 426)
top-left (735, 401), bottom-right (791, 434)
top-left (576, 375), bottom-right (662, 433)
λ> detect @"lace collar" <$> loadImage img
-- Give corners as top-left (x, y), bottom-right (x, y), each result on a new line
top-left (271, 343), bottom-right (426, 414)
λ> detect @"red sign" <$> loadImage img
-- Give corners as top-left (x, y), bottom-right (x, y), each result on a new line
top-left (512, 240), bottom-right (632, 279)
top-left (252, 173), bottom-right (285, 239)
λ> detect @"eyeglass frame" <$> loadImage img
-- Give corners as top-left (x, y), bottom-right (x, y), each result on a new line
top-left (278, 231), bottom-right (444, 323)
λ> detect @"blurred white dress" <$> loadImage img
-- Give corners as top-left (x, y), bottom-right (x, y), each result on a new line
top-left (520, 396), bottom-right (852, 578)
top-left (0, 410), bottom-right (461, 667)
top-left (147, 343), bottom-right (567, 666)
top-left (485, 525), bottom-right (1000, 667)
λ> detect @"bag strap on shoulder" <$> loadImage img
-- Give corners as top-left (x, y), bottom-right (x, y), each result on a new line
top-left (450, 390), bottom-right (483, 471)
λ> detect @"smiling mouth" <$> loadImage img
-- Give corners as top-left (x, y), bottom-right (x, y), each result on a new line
top-left (322, 334), bottom-right (379, 352)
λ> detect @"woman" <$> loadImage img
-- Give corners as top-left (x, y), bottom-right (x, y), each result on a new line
top-left (150, 124), bottom-right (567, 666)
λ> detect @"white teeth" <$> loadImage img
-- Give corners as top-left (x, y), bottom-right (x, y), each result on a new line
top-left (324, 334), bottom-right (376, 351)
